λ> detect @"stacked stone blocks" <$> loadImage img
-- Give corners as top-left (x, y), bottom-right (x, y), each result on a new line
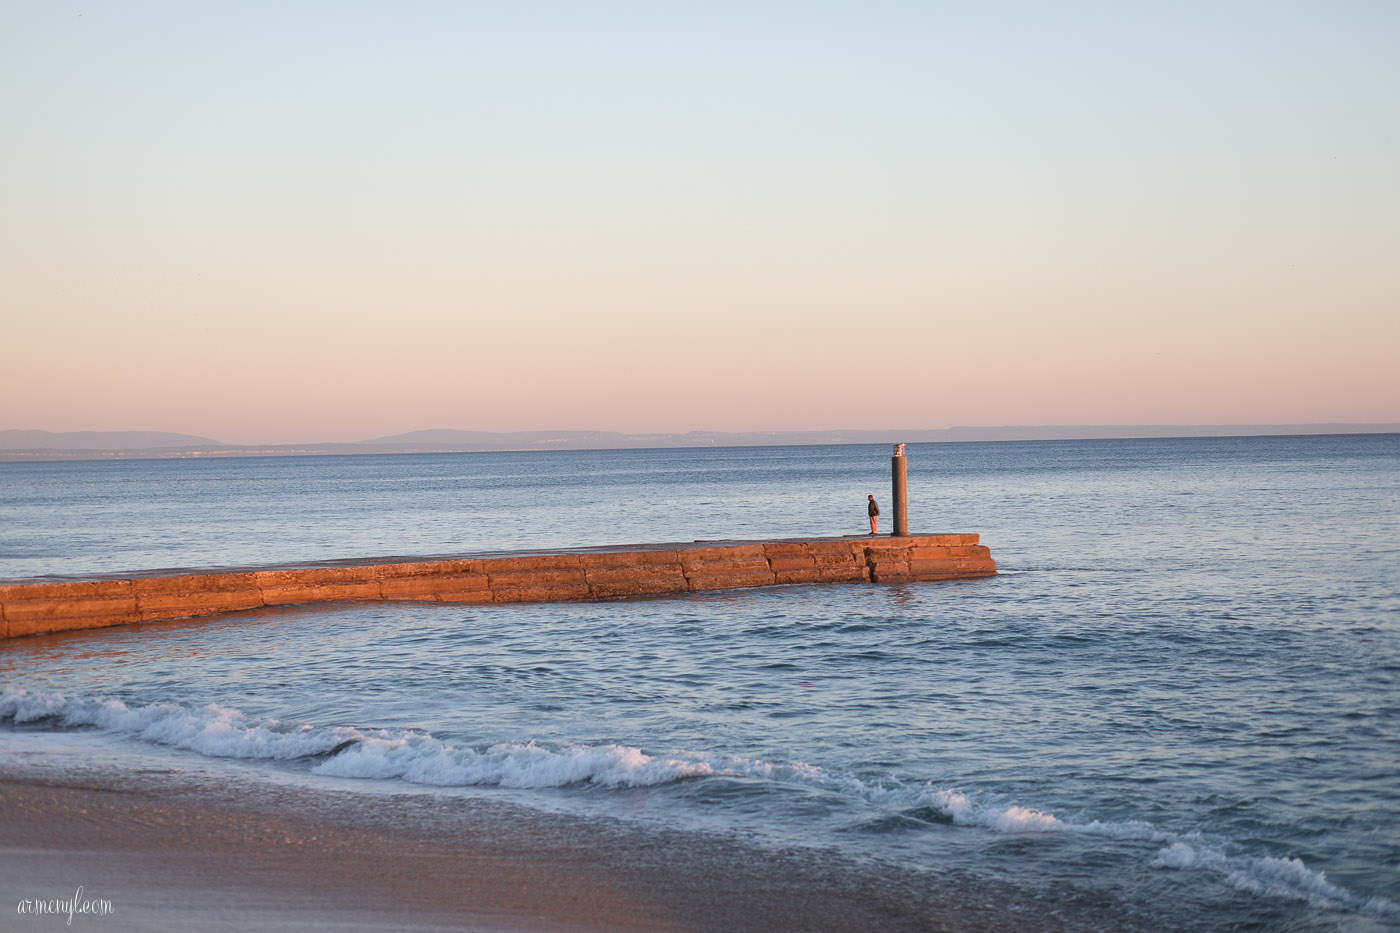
top-left (0, 535), bottom-right (995, 639)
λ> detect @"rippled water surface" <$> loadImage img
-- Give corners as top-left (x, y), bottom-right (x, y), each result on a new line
top-left (3, 436), bottom-right (1398, 930)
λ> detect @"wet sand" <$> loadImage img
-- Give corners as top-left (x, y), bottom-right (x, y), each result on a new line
top-left (0, 761), bottom-right (1033, 932)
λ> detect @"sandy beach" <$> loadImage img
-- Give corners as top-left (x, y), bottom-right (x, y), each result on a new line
top-left (0, 758), bottom-right (1042, 933)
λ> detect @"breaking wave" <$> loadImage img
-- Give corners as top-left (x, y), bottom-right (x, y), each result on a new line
top-left (3, 686), bottom-right (1394, 922)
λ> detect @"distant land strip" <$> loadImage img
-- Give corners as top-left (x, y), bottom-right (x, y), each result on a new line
top-left (0, 425), bottom-right (1396, 462)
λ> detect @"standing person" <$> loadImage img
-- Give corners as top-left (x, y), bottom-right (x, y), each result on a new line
top-left (867, 495), bottom-right (880, 535)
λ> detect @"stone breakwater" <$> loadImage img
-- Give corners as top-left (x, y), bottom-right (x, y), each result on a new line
top-left (0, 535), bottom-right (995, 639)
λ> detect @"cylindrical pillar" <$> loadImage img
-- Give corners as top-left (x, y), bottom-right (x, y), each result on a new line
top-left (891, 443), bottom-right (909, 537)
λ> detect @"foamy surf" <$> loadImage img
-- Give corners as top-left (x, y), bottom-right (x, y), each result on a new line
top-left (4, 686), bottom-right (1394, 922)
top-left (1, 687), bottom-right (358, 760)
top-left (1152, 840), bottom-right (1400, 922)
top-left (309, 734), bottom-right (737, 788)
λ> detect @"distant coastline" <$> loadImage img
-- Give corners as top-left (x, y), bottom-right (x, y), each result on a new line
top-left (1, 424), bottom-right (1396, 462)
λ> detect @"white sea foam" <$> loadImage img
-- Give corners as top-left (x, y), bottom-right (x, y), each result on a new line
top-left (0, 688), bottom-right (760, 788)
top-left (0, 688), bottom-right (71, 723)
top-left (1151, 840), bottom-right (1216, 869)
top-left (1151, 840), bottom-right (1400, 922)
top-left (310, 735), bottom-right (753, 788)
top-left (4, 686), bottom-right (1394, 921)
top-left (1, 688), bottom-right (359, 760)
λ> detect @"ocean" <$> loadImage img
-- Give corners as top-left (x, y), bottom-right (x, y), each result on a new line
top-left (2, 435), bottom-right (1397, 930)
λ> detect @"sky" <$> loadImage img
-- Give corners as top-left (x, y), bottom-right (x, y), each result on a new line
top-left (3, 1), bottom-right (1397, 445)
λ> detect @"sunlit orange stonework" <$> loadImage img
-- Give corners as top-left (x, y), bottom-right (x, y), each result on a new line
top-left (0, 535), bottom-right (996, 639)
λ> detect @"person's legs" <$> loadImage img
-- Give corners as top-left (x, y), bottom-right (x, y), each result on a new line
top-left (869, 515), bottom-right (878, 535)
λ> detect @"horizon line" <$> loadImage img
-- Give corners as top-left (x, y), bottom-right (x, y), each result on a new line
top-left (2, 422), bottom-right (1397, 462)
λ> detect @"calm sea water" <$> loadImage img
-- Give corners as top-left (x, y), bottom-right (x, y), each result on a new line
top-left (2, 436), bottom-right (1398, 930)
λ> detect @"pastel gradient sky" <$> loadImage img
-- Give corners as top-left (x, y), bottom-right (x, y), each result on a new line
top-left (4, 1), bottom-right (1397, 445)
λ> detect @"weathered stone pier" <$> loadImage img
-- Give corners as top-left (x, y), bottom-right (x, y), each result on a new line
top-left (0, 534), bottom-right (996, 640)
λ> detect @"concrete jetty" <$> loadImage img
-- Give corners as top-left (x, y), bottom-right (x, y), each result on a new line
top-left (0, 534), bottom-right (996, 640)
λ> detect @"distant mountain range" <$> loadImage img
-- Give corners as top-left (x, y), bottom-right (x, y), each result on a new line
top-left (1, 424), bottom-right (1396, 461)
top-left (0, 430), bottom-right (224, 451)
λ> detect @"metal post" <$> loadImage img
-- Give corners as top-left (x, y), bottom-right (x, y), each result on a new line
top-left (891, 443), bottom-right (909, 537)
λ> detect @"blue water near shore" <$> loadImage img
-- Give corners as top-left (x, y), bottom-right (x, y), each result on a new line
top-left (2, 435), bottom-right (1398, 930)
